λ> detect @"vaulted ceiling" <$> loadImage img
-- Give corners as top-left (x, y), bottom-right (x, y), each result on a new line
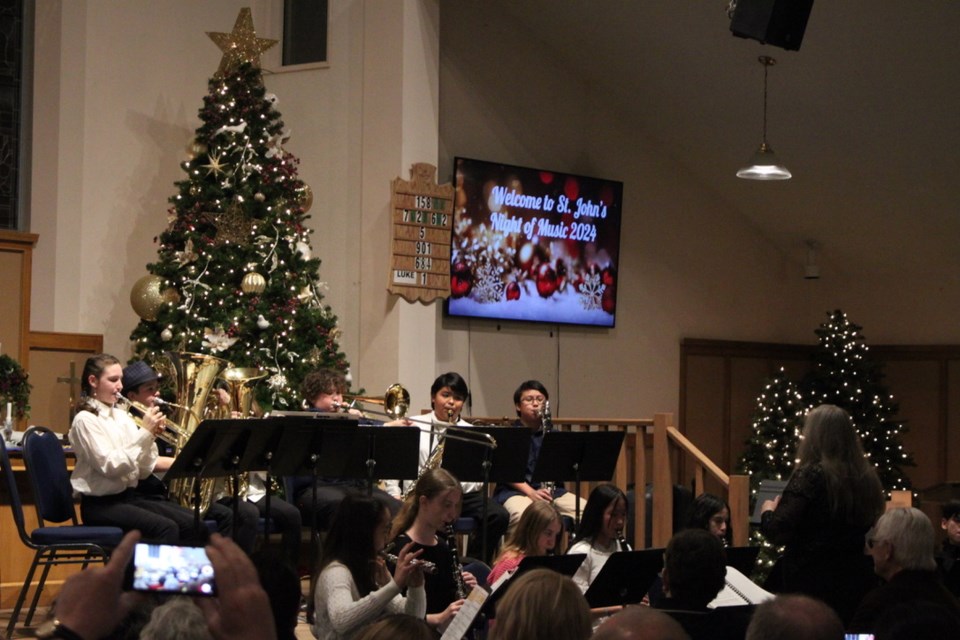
top-left (493, 1), bottom-right (960, 279)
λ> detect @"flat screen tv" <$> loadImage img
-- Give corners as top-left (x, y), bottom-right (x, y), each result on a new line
top-left (447, 157), bottom-right (623, 327)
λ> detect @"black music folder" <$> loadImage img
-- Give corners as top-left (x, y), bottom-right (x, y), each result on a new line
top-left (583, 549), bottom-right (665, 608)
top-left (485, 553), bottom-right (586, 609)
top-left (724, 546), bottom-right (761, 577)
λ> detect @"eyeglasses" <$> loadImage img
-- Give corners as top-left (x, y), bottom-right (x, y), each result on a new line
top-left (949, 514), bottom-right (960, 523)
top-left (520, 395), bottom-right (546, 405)
top-left (866, 538), bottom-right (877, 549)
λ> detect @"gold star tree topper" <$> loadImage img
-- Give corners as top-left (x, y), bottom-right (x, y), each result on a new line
top-left (207, 8), bottom-right (277, 78)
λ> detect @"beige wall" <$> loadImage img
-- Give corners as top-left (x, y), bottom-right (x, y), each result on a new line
top-left (26, 1), bottom-right (960, 436)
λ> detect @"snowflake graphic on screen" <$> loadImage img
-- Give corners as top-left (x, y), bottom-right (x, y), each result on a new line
top-left (578, 272), bottom-right (605, 310)
top-left (473, 262), bottom-right (506, 303)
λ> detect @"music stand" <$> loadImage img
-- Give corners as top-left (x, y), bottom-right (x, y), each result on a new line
top-left (164, 419), bottom-right (251, 535)
top-left (442, 427), bottom-right (530, 562)
top-left (531, 431), bottom-right (626, 526)
top-left (333, 426), bottom-right (421, 495)
top-left (583, 549), bottom-right (665, 608)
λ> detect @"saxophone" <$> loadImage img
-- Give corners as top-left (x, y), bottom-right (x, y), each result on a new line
top-left (401, 409), bottom-right (453, 501)
top-left (444, 523), bottom-right (469, 600)
top-left (539, 400), bottom-right (556, 497)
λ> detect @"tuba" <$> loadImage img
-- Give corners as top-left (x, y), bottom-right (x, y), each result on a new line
top-left (156, 351), bottom-right (229, 515)
top-left (218, 366), bottom-right (267, 499)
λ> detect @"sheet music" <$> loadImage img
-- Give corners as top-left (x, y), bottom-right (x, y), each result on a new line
top-left (708, 566), bottom-right (774, 608)
top-left (440, 586), bottom-right (489, 640)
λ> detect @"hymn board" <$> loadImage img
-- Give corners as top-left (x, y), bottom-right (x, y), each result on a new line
top-left (389, 163), bottom-right (454, 303)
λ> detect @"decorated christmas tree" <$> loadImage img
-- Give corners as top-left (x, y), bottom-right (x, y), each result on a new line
top-left (736, 368), bottom-right (806, 577)
top-left (129, 10), bottom-right (349, 410)
top-left (801, 310), bottom-right (914, 493)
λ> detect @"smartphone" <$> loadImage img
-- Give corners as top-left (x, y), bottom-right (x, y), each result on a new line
top-left (124, 542), bottom-right (217, 596)
top-left (844, 635), bottom-right (874, 640)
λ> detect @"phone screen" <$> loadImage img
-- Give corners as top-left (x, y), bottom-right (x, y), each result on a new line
top-left (844, 635), bottom-right (874, 640)
top-left (125, 542), bottom-right (217, 596)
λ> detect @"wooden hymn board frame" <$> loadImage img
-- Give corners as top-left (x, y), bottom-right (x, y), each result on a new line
top-left (389, 163), bottom-right (454, 303)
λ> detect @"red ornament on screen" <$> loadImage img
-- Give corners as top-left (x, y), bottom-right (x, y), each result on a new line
top-left (536, 263), bottom-right (558, 298)
top-left (601, 287), bottom-right (616, 313)
top-left (602, 266), bottom-right (617, 288)
top-left (506, 281), bottom-right (521, 301)
top-left (539, 171), bottom-right (555, 185)
top-left (564, 176), bottom-right (579, 201)
top-left (450, 262), bottom-right (472, 298)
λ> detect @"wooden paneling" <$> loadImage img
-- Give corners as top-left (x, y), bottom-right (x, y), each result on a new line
top-left (0, 230), bottom-right (38, 373)
top-left (27, 332), bottom-right (103, 435)
top-left (681, 339), bottom-right (960, 503)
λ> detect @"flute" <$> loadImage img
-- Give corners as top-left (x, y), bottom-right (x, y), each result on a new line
top-left (379, 550), bottom-right (438, 574)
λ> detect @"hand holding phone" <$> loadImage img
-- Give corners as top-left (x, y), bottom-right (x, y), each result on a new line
top-left (125, 542), bottom-right (217, 596)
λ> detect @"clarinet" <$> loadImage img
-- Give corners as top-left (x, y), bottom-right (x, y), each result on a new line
top-left (616, 529), bottom-right (631, 552)
top-left (444, 523), bottom-right (469, 600)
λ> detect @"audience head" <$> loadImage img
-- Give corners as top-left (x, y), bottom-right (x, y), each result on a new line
top-left (300, 368), bottom-right (348, 410)
top-left (941, 499), bottom-right (960, 547)
top-left (867, 507), bottom-right (936, 581)
top-left (353, 613), bottom-right (435, 640)
top-left (392, 467), bottom-right (462, 537)
top-left (662, 529), bottom-right (725, 609)
top-left (514, 379), bottom-right (549, 421)
top-left (139, 597), bottom-right (213, 640)
top-left (575, 483), bottom-right (628, 545)
top-left (505, 500), bottom-right (562, 556)
top-left (684, 493), bottom-right (731, 545)
top-left (591, 605), bottom-right (691, 640)
top-left (252, 549), bottom-right (300, 640)
top-left (874, 600), bottom-right (960, 640)
top-left (745, 595), bottom-right (845, 640)
top-left (491, 568), bottom-right (591, 640)
top-left (320, 494), bottom-right (390, 595)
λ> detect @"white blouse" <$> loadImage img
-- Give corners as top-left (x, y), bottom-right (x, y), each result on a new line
top-left (69, 399), bottom-right (158, 496)
top-left (568, 537), bottom-right (627, 593)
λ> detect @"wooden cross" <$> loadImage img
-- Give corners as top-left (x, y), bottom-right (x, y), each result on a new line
top-left (57, 361), bottom-right (81, 422)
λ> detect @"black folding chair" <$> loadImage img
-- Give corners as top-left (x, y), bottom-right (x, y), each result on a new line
top-left (0, 427), bottom-right (123, 635)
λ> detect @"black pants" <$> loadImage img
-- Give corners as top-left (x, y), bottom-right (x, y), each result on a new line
top-left (251, 494), bottom-right (302, 566)
top-left (213, 497), bottom-right (259, 553)
top-left (81, 490), bottom-right (203, 544)
top-left (461, 489), bottom-right (508, 565)
top-left (295, 483), bottom-right (400, 533)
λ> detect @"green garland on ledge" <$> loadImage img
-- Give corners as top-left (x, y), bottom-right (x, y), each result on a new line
top-left (0, 354), bottom-right (32, 420)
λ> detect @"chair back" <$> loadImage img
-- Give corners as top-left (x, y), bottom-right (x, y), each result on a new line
top-left (0, 435), bottom-right (35, 546)
top-left (22, 427), bottom-right (78, 525)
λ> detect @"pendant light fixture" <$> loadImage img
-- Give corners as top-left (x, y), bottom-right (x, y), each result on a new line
top-left (737, 55), bottom-right (792, 180)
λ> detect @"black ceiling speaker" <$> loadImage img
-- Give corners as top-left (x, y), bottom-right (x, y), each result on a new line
top-left (730, 0), bottom-right (814, 51)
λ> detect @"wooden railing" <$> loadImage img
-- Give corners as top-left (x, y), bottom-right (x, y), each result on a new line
top-left (652, 413), bottom-right (750, 547)
top-left (470, 413), bottom-right (750, 549)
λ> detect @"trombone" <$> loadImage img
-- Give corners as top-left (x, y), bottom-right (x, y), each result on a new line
top-left (337, 383), bottom-right (410, 420)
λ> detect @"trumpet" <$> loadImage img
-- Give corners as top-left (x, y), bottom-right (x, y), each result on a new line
top-left (114, 393), bottom-right (184, 447)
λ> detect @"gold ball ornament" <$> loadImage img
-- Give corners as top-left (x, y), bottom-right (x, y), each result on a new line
top-left (241, 270), bottom-right (267, 294)
top-left (295, 184), bottom-right (313, 212)
top-left (130, 275), bottom-right (166, 321)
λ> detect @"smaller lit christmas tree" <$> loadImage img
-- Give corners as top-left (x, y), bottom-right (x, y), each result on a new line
top-left (736, 368), bottom-right (806, 579)
top-left (802, 310), bottom-right (914, 493)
